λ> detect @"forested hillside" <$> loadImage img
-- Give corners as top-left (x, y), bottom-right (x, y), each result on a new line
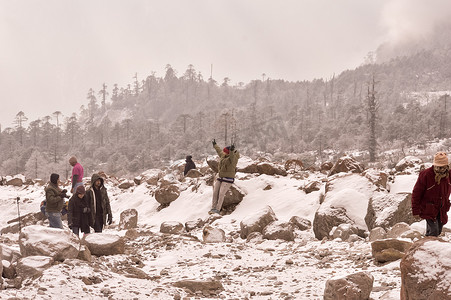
top-left (1, 37), bottom-right (451, 179)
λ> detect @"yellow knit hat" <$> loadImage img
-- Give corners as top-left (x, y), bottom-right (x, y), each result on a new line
top-left (433, 152), bottom-right (448, 166)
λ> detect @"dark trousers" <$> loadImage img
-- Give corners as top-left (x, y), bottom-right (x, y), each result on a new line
top-left (94, 214), bottom-right (104, 233)
top-left (425, 212), bottom-right (443, 237)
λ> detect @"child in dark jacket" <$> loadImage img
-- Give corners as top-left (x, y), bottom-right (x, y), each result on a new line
top-left (68, 185), bottom-right (91, 237)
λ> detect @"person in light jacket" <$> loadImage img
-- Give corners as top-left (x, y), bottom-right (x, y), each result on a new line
top-left (209, 139), bottom-right (240, 214)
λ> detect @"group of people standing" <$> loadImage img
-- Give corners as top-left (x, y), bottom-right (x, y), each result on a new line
top-left (44, 156), bottom-right (112, 237)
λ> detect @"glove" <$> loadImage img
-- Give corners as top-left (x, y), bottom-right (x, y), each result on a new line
top-left (230, 144), bottom-right (235, 151)
top-left (107, 215), bottom-right (113, 225)
top-left (83, 207), bottom-right (91, 213)
top-left (212, 139), bottom-right (216, 146)
top-left (68, 224), bottom-right (73, 229)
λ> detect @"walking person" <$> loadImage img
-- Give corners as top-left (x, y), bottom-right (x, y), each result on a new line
top-left (68, 185), bottom-right (91, 237)
top-left (184, 155), bottom-right (197, 176)
top-left (86, 173), bottom-right (113, 232)
top-left (69, 156), bottom-right (84, 194)
top-left (209, 139), bottom-right (240, 214)
top-left (44, 173), bottom-right (67, 229)
top-left (412, 151), bottom-right (451, 236)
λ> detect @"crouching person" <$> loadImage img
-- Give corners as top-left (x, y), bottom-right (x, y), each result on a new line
top-left (68, 185), bottom-right (91, 237)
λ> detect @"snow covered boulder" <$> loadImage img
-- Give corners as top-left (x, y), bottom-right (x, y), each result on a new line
top-left (289, 216), bottom-right (311, 231)
top-left (155, 184), bottom-right (180, 205)
top-left (140, 169), bottom-right (164, 185)
top-left (77, 245), bottom-right (92, 262)
top-left (202, 226), bottom-right (226, 243)
top-left (256, 162), bottom-right (287, 176)
top-left (330, 223), bottom-right (359, 242)
top-left (386, 222), bottom-right (411, 239)
top-left (16, 256), bottom-right (53, 280)
top-left (119, 208), bottom-right (138, 230)
top-left (240, 206), bottom-right (278, 239)
top-left (365, 193), bottom-right (416, 230)
top-left (368, 227), bottom-right (387, 242)
top-left (160, 221), bottom-right (184, 234)
top-left (84, 233), bottom-right (125, 256)
top-left (324, 271), bottom-right (374, 300)
top-left (371, 238), bottom-right (413, 263)
top-left (364, 170), bottom-right (388, 190)
top-left (395, 156), bottom-right (422, 172)
top-left (262, 221), bottom-right (295, 241)
top-left (329, 156), bottom-right (364, 176)
top-left (222, 185), bottom-right (246, 208)
top-left (314, 174), bottom-right (373, 240)
top-left (185, 218), bottom-right (205, 232)
top-left (185, 169), bottom-right (203, 178)
top-left (3, 259), bottom-right (16, 279)
top-left (19, 225), bottom-right (80, 261)
top-left (400, 237), bottom-right (451, 300)
top-left (1, 244), bottom-right (21, 264)
top-left (6, 177), bottom-right (23, 187)
top-left (303, 180), bottom-right (321, 194)
top-left (118, 180), bottom-right (134, 189)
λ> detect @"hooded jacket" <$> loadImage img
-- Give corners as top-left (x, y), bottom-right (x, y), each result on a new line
top-left (412, 166), bottom-right (451, 225)
top-left (44, 182), bottom-right (64, 213)
top-left (85, 173), bottom-right (112, 226)
top-left (184, 156), bottom-right (196, 176)
top-left (214, 144), bottom-right (240, 179)
top-left (68, 193), bottom-right (91, 233)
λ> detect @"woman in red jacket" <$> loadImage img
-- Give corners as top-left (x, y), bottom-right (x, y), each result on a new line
top-left (412, 152), bottom-right (451, 236)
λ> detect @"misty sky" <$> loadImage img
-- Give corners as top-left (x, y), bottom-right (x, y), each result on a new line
top-left (1, 0), bottom-right (450, 128)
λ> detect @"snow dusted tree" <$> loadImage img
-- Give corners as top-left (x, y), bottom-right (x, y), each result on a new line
top-left (367, 74), bottom-right (378, 162)
top-left (87, 88), bottom-right (97, 120)
top-left (14, 111), bottom-right (28, 146)
top-left (24, 149), bottom-right (48, 179)
top-left (98, 83), bottom-right (108, 113)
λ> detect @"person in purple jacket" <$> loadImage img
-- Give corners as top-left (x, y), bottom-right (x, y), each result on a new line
top-left (412, 151), bottom-right (451, 236)
top-left (69, 156), bottom-right (84, 194)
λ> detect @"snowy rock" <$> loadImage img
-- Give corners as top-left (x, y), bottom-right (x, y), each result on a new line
top-left (368, 227), bottom-right (387, 242)
top-left (119, 208), bottom-right (138, 230)
top-left (240, 205), bottom-right (278, 239)
top-left (140, 169), bottom-right (164, 185)
top-left (262, 221), bottom-right (295, 241)
top-left (371, 238), bottom-right (413, 263)
top-left (202, 225), bottom-right (226, 243)
top-left (1, 212), bottom-right (45, 234)
top-left (154, 184), bottom-right (180, 205)
top-left (313, 207), bottom-right (354, 240)
top-left (19, 225), bottom-right (80, 261)
top-left (320, 161), bottom-right (334, 172)
top-left (6, 177), bottom-right (23, 187)
top-left (84, 233), bottom-right (125, 256)
top-left (365, 193), bottom-right (416, 230)
top-left (240, 162), bottom-right (287, 176)
top-left (329, 156), bottom-right (364, 176)
top-left (1, 244), bottom-right (21, 263)
top-left (303, 180), bottom-right (321, 194)
top-left (159, 174), bottom-right (179, 186)
top-left (173, 278), bottom-right (224, 294)
top-left (386, 222), bottom-right (411, 239)
top-left (77, 245), bottom-right (92, 262)
top-left (399, 229), bottom-right (422, 240)
top-left (118, 180), bottom-right (134, 189)
top-left (206, 156), bottom-right (219, 173)
top-left (222, 185), bottom-right (246, 208)
top-left (364, 170), bottom-right (388, 190)
top-left (160, 221), bottom-right (184, 234)
top-left (185, 169), bottom-right (203, 178)
top-left (2, 259), bottom-right (16, 279)
top-left (16, 255), bottom-right (53, 279)
top-left (246, 232), bottom-right (264, 243)
top-left (324, 271), bottom-right (374, 300)
top-left (400, 237), bottom-right (451, 300)
top-left (289, 216), bottom-right (311, 231)
top-left (330, 223), bottom-right (359, 241)
top-left (185, 218), bottom-right (205, 232)
top-left (395, 156), bottom-right (422, 172)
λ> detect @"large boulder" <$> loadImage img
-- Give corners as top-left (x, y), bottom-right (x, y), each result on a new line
top-left (313, 207), bottom-right (354, 240)
top-left (222, 185), bottom-right (246, 208)
top-left (365, 193), bottom-right (416, 230)
top-left (160, 221), bottom-right (184, 234)
top-left (84, 233), bottom-right (125, 256)
top-left (119, 208), bottom-right (138, 230)
top-left (324, 271), bottom-right (374, 300)
top-left (371, 238), bottom-right (413, 263)
top-left (329, 156), bottom-right (364, 176)
top-left (240, 206), bottom-right (278, 239)
top-left (239, 162), bottom-right (287, 176)
top-left (262, 221), bottom-right (295, 241)
top-left (6, 178), bottom-right (23, 187)
top-left (364, 170), bottom-right (388, 190)
top-left (400, 237), bottom-right (451, 300)
top-left (155, 184), bottom-right (180, 205)
top-left (303, 181), bottom-right (321, 194)
top-left (19, 225), bottom-right (80, 261)
top-left (395, 156), bottom-right (422, 172)
top-left (202, 226), bottom-right (226, 243)
top-left (16, 256), bottom-right (53, 279)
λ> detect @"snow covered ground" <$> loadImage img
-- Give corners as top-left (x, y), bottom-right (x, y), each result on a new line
top-left (0, 163), bottom-right (450, 299)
